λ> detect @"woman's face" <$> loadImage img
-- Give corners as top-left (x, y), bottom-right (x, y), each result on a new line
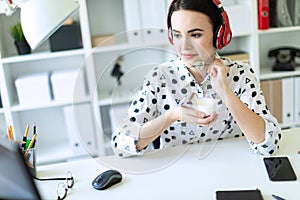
top-left (171, 10), bottom-right (215, 67)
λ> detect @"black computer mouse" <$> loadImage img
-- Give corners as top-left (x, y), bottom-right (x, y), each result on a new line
top-left (92, 169), bottom-right (122, 190)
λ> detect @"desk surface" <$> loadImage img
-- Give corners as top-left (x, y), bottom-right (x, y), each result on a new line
top-left (37, 128), bottom-right (300, 200)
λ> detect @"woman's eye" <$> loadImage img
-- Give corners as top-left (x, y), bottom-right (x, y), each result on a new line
top-left (191, 33), bottom-right (202, 38)
top-left (173, 33), bottom-right (182, 39)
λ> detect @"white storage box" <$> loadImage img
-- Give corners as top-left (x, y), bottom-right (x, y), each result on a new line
top-left (15, 73), bottom-right (52, 106)
top-left (50, 69), bottom-right (86, 102)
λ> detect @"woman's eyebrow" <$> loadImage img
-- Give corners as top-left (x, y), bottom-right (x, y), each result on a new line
top-left (187, 28), bottom-right (204, 33)
top-left (172, 28), bottom-right (204, 33)
top-left (172, 29), bottom-right (181, 33)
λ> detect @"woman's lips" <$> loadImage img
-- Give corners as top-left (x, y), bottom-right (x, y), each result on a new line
top-left (181, 54), bottom-right (197, 59)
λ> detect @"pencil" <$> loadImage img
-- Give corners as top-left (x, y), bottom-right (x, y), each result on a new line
top-left (7, 127), bottom-right (11, 141)
top-left (10, 125), bottom-right (15, 141)
top-left (7, 125), bottom-right (14, 142)
top-left (22, 124), bottom-right (30, 148)
top-left (24, 133), bottom-right (37, 157)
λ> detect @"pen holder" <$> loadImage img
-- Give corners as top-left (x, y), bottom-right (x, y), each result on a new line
top-left (22, 148), bottom-right (36, 177)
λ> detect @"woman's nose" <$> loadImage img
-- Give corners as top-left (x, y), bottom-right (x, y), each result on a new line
top-left (181, 36), bottom-right (192, 50)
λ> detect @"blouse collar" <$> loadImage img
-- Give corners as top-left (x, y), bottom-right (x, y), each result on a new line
top-left (174, 57), bottom-right (211, 88)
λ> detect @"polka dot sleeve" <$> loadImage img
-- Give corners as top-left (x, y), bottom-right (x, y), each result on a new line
top-left (230, 62), bottom-right (282, 155)
top-left (111, 68), bottom-right (159, 157)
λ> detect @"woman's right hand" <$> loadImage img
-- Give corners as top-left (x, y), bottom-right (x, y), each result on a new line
top-left (169, 106), bottom-right (217, 127)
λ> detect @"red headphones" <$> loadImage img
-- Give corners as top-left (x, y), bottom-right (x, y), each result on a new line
top-left (167, 0), bottom-right (232, 49)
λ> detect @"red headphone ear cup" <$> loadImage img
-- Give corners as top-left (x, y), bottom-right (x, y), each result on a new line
top-left (216, 23), bottom-right (232, 49)
top-left (216, 24), bottom-right (225, 49)
top-left (219, 11), bottom-right (232, 48)
top-left (212, 0), bottom-right (232, 49)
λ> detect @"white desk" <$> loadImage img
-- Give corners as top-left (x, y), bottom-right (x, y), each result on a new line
top-left (36, 128), bottom-right (300, 200)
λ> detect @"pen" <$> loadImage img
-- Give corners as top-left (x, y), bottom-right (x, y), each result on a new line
top-left (32, 123), bottom-right (37, 147)
top-left (33, 123), bottom-right (36, 134)
top-left (272, 194), bottom-right (286, 200)
top-left (22, 124), bottom-right (30, 148)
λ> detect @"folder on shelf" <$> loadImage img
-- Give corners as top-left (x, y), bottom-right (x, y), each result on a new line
top-left (260, 79), bottom-right (283, 123)
top-left (269, 0), bottom-right (293, 27)
top-left (0, 94), bottom-right (2, 108)
top-left (260, 78), bottom-right (294, 125)
top-left (123, 0), bottom-right (169, 44)
top-left (294, 0), bottom-right (300, 26)
top-left (281, 78), bottom-right (294, 124)
top-left (63, 104), bottom-right (97, 157)
top-left (139, 0), bottom-right (168, 43)
top-left (294, 77), bottom-right (300, 123)
top-left (257, 0), bottom-right (270, 30)
top-left (269, 0), bottom-right (277, 27)
top-left (123, 0), bottom-right (144, 43)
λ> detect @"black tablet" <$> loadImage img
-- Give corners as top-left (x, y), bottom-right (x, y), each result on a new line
top-left (263, 156), bottom-right (297, 181)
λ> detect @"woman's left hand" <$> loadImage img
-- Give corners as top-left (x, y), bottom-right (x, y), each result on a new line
top-left (207, 59), bottom-right (229, 99)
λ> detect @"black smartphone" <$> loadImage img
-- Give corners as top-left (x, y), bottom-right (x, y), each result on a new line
top-left (263, 156), bottom-right (297, 181)
top-left (216, 189), bottom-right (263, 200)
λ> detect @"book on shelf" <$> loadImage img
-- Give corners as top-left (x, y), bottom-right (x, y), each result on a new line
top-left (220, 51), bottom-right (250, 64)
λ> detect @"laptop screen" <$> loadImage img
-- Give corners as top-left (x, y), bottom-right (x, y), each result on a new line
top-left (0, 140), bottom-right (41, 200)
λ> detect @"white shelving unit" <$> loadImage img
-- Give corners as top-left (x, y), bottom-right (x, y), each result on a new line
top-left (0, 0), bottom-right (299, 164)
top-left (257, 27), bottom-right (300, 78)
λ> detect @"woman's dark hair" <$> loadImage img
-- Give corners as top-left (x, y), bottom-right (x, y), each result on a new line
top-left (167, 0), bottom-right (223, 45)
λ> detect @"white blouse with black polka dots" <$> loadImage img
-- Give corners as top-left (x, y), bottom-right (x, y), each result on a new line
top-left (111, 56), bottom-right (281, 157)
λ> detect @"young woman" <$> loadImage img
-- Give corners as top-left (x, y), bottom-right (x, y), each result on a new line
top-left (111, 0), bottom-right (281, 157)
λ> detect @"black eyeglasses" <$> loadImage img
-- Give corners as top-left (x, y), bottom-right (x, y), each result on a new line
top-left (56, 171), bottom-right (74, 200)
top-left (34, 171), bottom-right (74, 200)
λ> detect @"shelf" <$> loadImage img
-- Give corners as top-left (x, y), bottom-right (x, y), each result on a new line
top-left (259, 67), bottom-right (300, 81)
top-left (98, 96), bottom-right (132, 106)
top-left (11, 97), bottom-right (91, 112)
top-left (1, 49), bottom-right (86, 64)
top-left (92, 40), bottom-right (170, 54)
top-left (279, 122), bottom-right (298, 130)
top-left (98, 88), bottom-right (134, 106)
top-left (258, 26), bottom-right (300, 35)
top-left (92, 34), bottom-right (250, 54)
top-left (232, 32), bottom-right (251, 38)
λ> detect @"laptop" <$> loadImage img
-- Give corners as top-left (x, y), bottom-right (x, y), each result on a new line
top-left (0, 139), bottom-right (41, 200)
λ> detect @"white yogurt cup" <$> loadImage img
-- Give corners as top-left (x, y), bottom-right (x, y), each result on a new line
top-left (191, 97), bottom-right (217, 115)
